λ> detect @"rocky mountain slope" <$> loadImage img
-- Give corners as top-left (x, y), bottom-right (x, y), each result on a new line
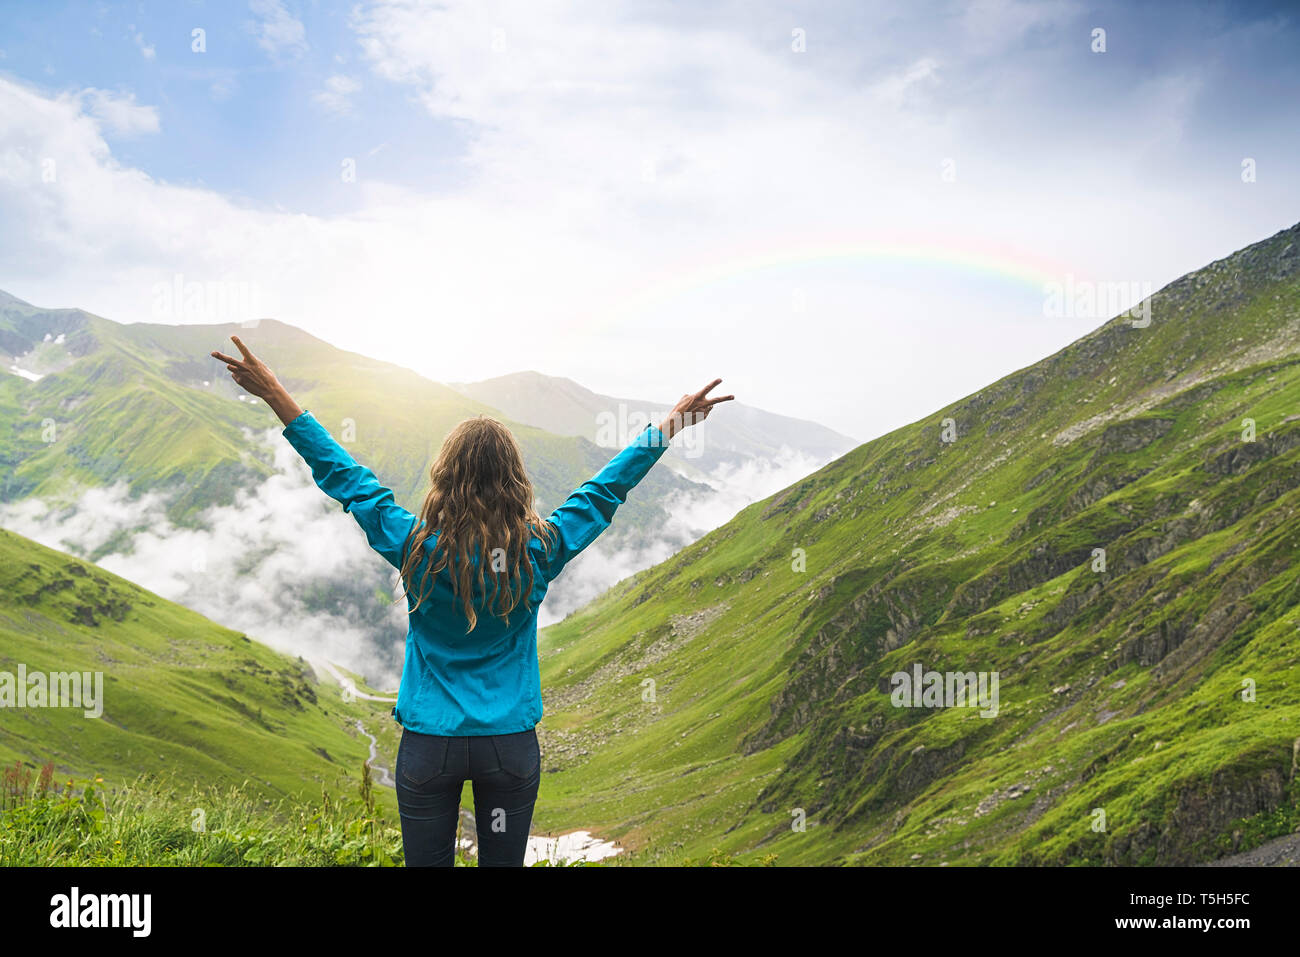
top-left (526, 222), bottom-right (1300, 866)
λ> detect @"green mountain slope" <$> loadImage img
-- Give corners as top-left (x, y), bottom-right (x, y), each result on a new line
top-left (531, 221), bottom-right (1300, 866)
top-left (0, 302), bottom-right (707, 681)
top-left (0, 525), bottom-right (396, 810)
top-left (0, 302), bottom-right (700, 529)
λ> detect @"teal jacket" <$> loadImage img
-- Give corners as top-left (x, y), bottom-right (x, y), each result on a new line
top-left (281, 410), bottom-right (671, 735)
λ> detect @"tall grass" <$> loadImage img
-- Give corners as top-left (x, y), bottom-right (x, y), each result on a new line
top-left (0, 758), bottom-right (409, 866)
top-left (0, 759), bottom-right (599, 866)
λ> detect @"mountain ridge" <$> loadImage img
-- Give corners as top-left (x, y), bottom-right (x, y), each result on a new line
top-left (0, 293), bottom-right (851, 685)
top-left (525, 220), bottom-right (1300, 865)
top-left (450, 369), bottom-right (859, 481)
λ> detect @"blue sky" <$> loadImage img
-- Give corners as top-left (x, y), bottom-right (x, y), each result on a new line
top-left (0, 1), bottom-right (471, 212)
top-left (1, 0), bottom-right (1299, 439)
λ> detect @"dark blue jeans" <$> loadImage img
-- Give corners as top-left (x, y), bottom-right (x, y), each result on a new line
top-left (394, 725), bottom-right (541, 867)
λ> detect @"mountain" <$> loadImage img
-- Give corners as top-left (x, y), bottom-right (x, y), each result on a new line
top-left (524, 222), bottom-right (1300, 866)
top-left (0, 299), bottom-right (701, 529)
top-left (0, 301), bottom-right (713, 683)
top-left (0, 525), bottom-right (396, 808)
top-left (0, 296), bottom-right (856, 681)
top-left (451, 370), bottom-right (858, 481)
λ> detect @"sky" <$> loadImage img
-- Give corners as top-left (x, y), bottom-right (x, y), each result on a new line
top-left (1, 0), bottom-right (1299, 441)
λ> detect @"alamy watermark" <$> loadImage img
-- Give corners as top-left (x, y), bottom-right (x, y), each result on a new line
top-left (0, 665), bottom-right (104, 718)
top-left (889, 663), bottom-right (999, 717)
top-left (596, 402), bottom-right (704, 457)
top-left (1043, 274), bottom-right (1153, 328)
top-left (151, 273), bottom-right (265, 324)
top-left (49, 887), bottom-right (150, 937)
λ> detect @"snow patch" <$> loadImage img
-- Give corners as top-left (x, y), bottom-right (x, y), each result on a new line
top-left (525, 830), bottom-right (623, 866)
top-left (7, 365), bottom-right (44, 382)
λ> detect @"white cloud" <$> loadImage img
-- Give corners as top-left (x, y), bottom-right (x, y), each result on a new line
top-left (210, 76), bottom-right (238, 102)
top-left (537, 446), bottom-right (828, 625)
top-left (868, 57), bottom-right (941, 108)
top-left (0, 422), bottom-right (833, 684)
top-left (313, 74), bottom-right (360, 114)
top-left (0, 430), bottom-right (407, 688)
top-left (78, 88), bottom-right (160, 136)
top-left (960, 0), bottom-right (1080, 54)
top-left (129, 25), bottom-right (156, 60)
top-left (247, 0), bottom-right (308, 60)
top-left (0, 2), bottom-right (1296, 444)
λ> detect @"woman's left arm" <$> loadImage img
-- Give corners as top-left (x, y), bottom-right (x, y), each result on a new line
top-left (211, 335), bottom-right (418, 570)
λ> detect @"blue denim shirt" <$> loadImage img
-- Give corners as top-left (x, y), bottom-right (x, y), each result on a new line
top-left (281, 410), bottom-right (670, 735)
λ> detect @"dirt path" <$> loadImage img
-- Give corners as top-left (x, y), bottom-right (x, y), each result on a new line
top-left (313, 659), bottom-right (397, 703)
top-left (1199, 832), bottom-right (1300, 867)
top-left (353, 719), bottom-right (395, 788)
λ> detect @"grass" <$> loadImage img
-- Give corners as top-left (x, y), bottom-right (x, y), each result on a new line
top-left (0, 306), bottom-right (699, 532)
top-left (0, 760), bottom-right (729, 866)
top-left (0, 526), bottom-right (403, 817)
top-left (523, 222), bottom-right (1300, 867)
top-left (0, 760), bottom-right (405, 867)
top-left (5, 223), bottom-right (1300, 867)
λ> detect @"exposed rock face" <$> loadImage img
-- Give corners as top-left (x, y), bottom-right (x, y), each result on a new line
top-left (727, 223), bottom-right (1300, 864)
top-left (1108, 768), bottom-right (1288, 865)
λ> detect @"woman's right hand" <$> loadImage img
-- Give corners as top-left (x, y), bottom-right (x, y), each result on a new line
top-left (658, 379), bottom-right (735, 440)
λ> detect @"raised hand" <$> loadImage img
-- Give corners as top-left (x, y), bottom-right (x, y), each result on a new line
top-left (210, 334), bottom-right (304, 425)
top-left (210, 334), bottom-right (283, 400)
top-left (658, 378), bottom-right (735, 440)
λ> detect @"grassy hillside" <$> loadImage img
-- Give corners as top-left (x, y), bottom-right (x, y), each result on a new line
top-left (0, 526), bottom-right (398, 817)
top-left (529, 221), bottom-right (1300, 865)
top-left (0, 302), bottom-right (708, 682)
top-left (0, 527), bottom-right (575, 866)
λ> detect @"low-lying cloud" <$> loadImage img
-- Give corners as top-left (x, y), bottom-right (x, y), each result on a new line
top-left (536, 445), bottom-right (828, 625)
top-left (0, 432), bottom-right (833, 686)
top-left (0, 429), bottom-right (409, 689)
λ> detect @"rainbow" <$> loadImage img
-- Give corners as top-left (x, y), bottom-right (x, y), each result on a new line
top-left (598, 231), bottom-right (1088, 323)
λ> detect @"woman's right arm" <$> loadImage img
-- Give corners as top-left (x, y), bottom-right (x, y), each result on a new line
top-left (210, 335), bottom-right (417, 570)
top-left (535, 379), bottom-right (734, 582)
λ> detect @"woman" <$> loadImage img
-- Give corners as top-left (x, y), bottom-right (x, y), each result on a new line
top-left (210, 334), bottom-right (733, 866)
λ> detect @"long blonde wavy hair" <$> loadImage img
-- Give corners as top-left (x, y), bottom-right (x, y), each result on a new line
top-left (397, 416), bottom-right (556, 631)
